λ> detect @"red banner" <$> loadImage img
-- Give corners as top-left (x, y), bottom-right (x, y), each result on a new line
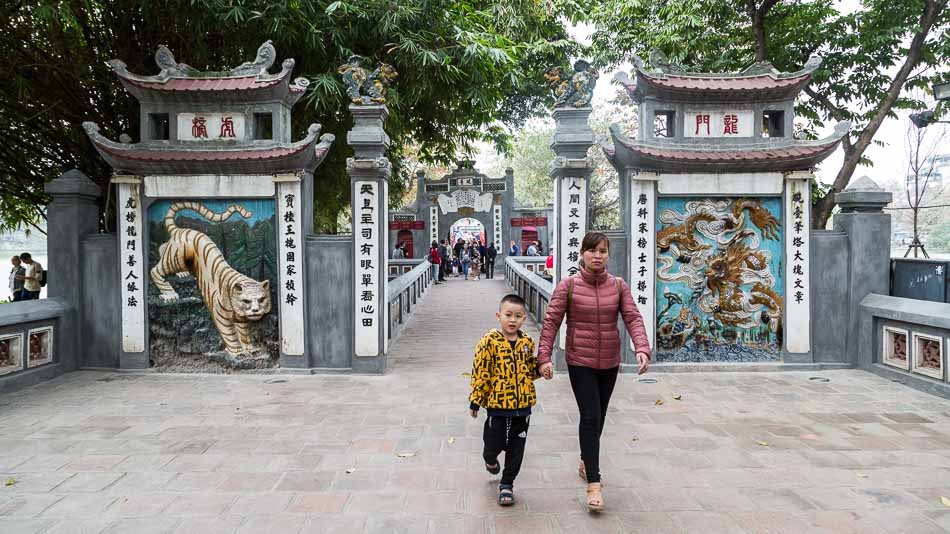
top-left (511, 217), bottom-right (547, 227)
top-left (389, 220), bottom-right (425, 230)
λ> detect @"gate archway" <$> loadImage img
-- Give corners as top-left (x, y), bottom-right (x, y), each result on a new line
top-left (389, 160), bottom-right (553, 260)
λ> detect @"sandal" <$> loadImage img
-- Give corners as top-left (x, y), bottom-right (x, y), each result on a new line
top-left (498, 486), bottom-right (515, 507)
top-left (485, 461), bottom-right (501, 475)
top-left (578, 460), bottom-right (605, 486)
top-left (586, 482), bottom-right (604, 512)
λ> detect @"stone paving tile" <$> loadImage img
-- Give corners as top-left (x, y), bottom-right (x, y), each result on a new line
top-left (2, 277), bottom-right (950, 532)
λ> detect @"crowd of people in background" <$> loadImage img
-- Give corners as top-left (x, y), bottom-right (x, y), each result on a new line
top-left (415, 236), bottom-right (553, 287)
top-left (7, 253), bottom-right (43, 302)
top-left (427, 238), bottom-right (498, 283)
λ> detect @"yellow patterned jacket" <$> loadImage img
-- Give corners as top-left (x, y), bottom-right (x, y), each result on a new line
top-left (469, 329), bottom-right (539, 410)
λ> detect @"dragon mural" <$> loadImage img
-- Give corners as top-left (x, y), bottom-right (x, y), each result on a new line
top-left (655, 198), bottom-right (784, 362)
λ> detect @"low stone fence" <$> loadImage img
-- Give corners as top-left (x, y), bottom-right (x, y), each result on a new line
top-left (858, 293), bottom-right (950, 399)
top-left (0, 299), bottom-right (68, 394)
top-left (507, 255), bottom-right (548, 275)
top-left (387, 260), bottom-right (432, 342)
top-left (505, 257), bottom-right (553, 328)
top-left (388, 258), bottom-right (425, 280)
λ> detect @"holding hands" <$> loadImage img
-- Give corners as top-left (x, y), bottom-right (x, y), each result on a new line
top-left (539, 362), bottom-right (553, 380)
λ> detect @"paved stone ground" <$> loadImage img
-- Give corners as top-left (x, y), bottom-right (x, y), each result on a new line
top-left (3, 276), bottom-right (950, 533)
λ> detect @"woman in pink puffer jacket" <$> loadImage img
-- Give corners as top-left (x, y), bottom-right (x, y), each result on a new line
top-left (537, 232), bottom-right (652, 512)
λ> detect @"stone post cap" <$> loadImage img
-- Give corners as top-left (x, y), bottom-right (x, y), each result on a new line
top-left (348, 104), bottom-right (389, 119)
top-left (835, 175), bottom-right (892, 213)
top-left (44, 169), bottom-right (101, 199)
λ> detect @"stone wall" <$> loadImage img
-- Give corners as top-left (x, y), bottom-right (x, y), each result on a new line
top-left (80, 234), bottom-right (120, 368)
top-left (306, 235), bottom-right (354, 370)
top-left (810, 231), bottom-right (850, 363)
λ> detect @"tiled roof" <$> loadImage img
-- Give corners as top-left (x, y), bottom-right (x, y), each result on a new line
top-left (121, 76), bottom-right (286, 92)
top-left (618, 57), bottom-right (822, 103)
top-left (605, 122), bottom-right (850, 173)
top-left (95, 143), bottom-right (313, 162)
top-left (83, 122), bottom-right (334, 174)
top-left (639, 72), bottom-right (811, 92)
top-left (619, 140), bottom-right (837, 162)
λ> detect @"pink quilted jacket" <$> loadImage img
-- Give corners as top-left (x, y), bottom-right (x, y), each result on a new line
top-left (538, 267), bottom-right (652, 369)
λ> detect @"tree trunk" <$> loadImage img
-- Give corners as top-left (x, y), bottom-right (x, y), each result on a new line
top-left (752, 13), bottom-right (768, 62)
top-left (811, 0), bottom-right (946, 229)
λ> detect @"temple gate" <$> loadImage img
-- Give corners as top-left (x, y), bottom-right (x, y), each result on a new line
top-left (606, 54), bottom-right (850, 363)
top-left (85, 42), bottom-right (334, 371)
top-left (390, 162), bottom-right (552, 260)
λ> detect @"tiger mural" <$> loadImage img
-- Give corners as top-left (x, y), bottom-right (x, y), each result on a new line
top-left (149, 201), bottom-right (272, 356)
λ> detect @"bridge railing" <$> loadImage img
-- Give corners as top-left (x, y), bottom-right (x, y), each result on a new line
top-left (388, 258), bottom-right (426, 281)
top-left (505, 257), bottom-right (554, 327)
top-left (387, 259), bottom-right (432, 342)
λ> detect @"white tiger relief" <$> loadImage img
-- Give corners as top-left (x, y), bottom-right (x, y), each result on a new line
top-left (149, 201), bottom-right (272, 355)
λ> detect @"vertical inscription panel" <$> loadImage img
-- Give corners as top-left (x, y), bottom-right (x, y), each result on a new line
top-left (493, 204), bottom-right (503, 251)
top-left (629, 178), bottom-right (656, 350)
top-left (118, 182), bottom-right (145, 353)
top-left (559, 177), bottom-right (587, 281)
top-left (277, 180), bottom-right (304, 356)
top-left (785, 179), bottom-right (810, 353)
top-left (355, 181), bottom-right (380, 357)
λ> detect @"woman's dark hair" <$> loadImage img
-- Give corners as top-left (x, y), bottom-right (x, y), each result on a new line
top-left (431, 240), bottom-right (438, 248)
top-left (580, 232), bottom-right (609, 254)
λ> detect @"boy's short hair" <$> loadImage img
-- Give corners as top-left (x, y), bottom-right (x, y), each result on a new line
top-left (499, 294), bottom-right (526, 310)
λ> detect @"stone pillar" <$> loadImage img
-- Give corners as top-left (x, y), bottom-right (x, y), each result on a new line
top-left (834, 176), bottom-right (892, 365)
top-left (45, 170), bottom-right (101, 370)
top-left (627, 171), bottom-right (659, 352)
top-left (347, 105), bottom-right (390, 373)
top-left (784, 171), bottom-right (813, 359)
top-left (110, 175), bottom-right (147, 368)
top-left (550, 106), bottom-right (595, 369)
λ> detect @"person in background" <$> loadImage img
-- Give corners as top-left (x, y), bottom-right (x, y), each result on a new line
top-left (401, 243), bottom-right (411, 259)
top-left (536, 240), bottom-right (544, 255)
top-left (526, 241), bottom-right (538, 256)
top-left (17, 253), bottom-right (42, 300)
top-left (461, 245), bottom-right (472, 280)
top-left (485, 244), bottom-right (497, 279)
top-left (428, 241), bottom-right (442, 285)
top-left (509, 240), bottom-right (520, 256)
top-left (438, 239), bottom-right (449, 282)
top-left (392, 243), bottom-right (404, 259)
top-left (8, 255), bottom-right (24, 302)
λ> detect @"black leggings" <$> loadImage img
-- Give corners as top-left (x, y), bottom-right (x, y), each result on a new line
top-left (568, 364), bottom-right (619, 484)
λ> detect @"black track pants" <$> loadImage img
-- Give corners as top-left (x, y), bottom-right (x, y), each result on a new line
top-left (567, 364), bottom-right (619, 483)
top-left (482, 415), bottom-right (530, 487)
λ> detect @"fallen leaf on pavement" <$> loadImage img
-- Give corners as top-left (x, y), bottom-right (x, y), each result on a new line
top-left (4, 478), bottom-right (14, 486)
top-left (461, 372), bottom-right (471, 378)
top-left (447, 437), bottom-right (456, 444)
top-left (396, 452), bottom-right (416, 458)
top-left (631, 437), bottom-right (639, 442)
top-left (654, 399), bottom-right (664, 406)
top-left (672, 395), bottom-right (682, 400)
top-left (345, 468), bottom-right (356, 474)
top-left (756, 441), bottom-right (769, 447)
top-left (856, 473), bottom-right (868, 478)
top-left (941, 496), bottom-right (950, 507)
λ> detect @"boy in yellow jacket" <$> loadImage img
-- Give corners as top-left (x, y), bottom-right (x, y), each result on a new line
top-left (468, 293), bottom-right (553, 506)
